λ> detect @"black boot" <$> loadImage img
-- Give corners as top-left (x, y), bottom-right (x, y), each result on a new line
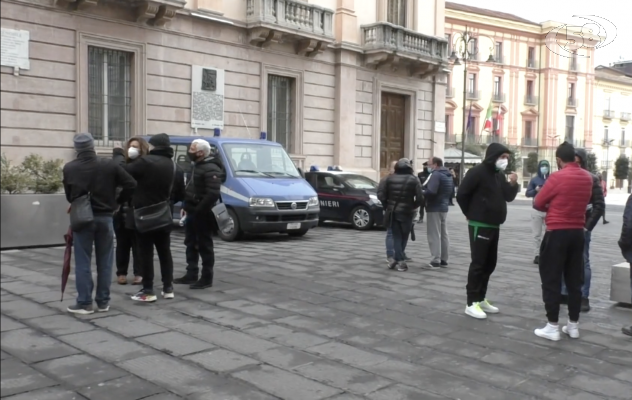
top-left (533, 255), bottom-right (539, 264)
top-left (580, 298), bottom-right (591, 312)
top-left (623, 326), bottom-right (632, 337)
top-left (190, 275), bottom-right (213, 290)
top-left (173, 273), bottom-right (198, 285)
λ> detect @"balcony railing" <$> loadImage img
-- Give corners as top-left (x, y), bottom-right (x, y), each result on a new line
top-left (522, 137), bottom-right (538, 147)
top-left (527, 58), bottom-right (538, 69)
top-left (492, 92), bottom-right (506, 103)
top-left (567, 97), bottom-right (578, 107)
top-left (466, 90), bottom-right (481, 100)
top-left (445, 87), bottom-right (455, 98)
top-left (524, 95), bottom-right (538, 106)
top-left (246, 0), bottom-right (334, 47)
top-left (481, 135), bottom-right (507, 144)
top-left (361, 22), bottom-right (447, 60)
top-left (603, 109), bottom-right (615, 119)
top-left (601, 161), bottom-right (613, 170)
top-left (621, 112), bottom-right (631, 121)
top-left (619, 139), bottom-right (630, 147)
top-left (494, 55), bottom-right (507, 65)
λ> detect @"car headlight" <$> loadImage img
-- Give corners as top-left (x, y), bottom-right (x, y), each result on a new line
top-left (308, 196), bottom-right (319, 207)
top-left (249, 197), bottom-right (275, 207)
top-left (369, 194), bottom-right (382, 206)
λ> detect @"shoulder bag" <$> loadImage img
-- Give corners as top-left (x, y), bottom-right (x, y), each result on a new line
top-left (69, 160), bottom-right (100, 231)
top-left (212, 198), bottom-right (233, 234)
top-left (133, 161), bottom-right (176, 233)
top-left (382, 175), bottom-right (412, 228)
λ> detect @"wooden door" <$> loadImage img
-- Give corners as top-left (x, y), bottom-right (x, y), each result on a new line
top-left (380, 93), bottom-right (406, 177)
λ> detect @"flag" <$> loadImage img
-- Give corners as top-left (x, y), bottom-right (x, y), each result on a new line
top-left (465, 103), bottom-right (473, 133)
top-left (495, 104), bottom-right (503, 134)
top-left (482, 99), bottom-right (493, 133)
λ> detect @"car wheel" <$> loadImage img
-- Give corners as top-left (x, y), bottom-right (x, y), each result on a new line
top-left (351, 206), bottom-right (373, 230)
top-left (288, 229), bottom-right (309, 237)
top-left (218, 208), bottom-right (242, 242)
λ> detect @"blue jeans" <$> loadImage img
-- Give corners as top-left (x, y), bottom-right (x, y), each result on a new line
top-left (385, 228), bottom-right (394, 258)
top-left (73, 216), bottom-right (114, 307)
top-left (561, 229), bottom-right (591, 298)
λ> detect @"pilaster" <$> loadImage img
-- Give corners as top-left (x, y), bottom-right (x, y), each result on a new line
top-left (335, 0), bottom-right (358, 44)
top-left (334, 50), bottom-right (358, 165)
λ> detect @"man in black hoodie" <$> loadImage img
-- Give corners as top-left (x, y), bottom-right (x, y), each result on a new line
top-left (115, 133), bottom-right (185, 302)
top-left (174, 139), bottom-right (226, 289)
top-left (63, 133), bottom-right (136, 314)
top-left (560, 148), bottom-right (605, 312)
top-left (378, 158), bottom-right (424, 272)
top-left (457, 143), bottom-right (519, 319)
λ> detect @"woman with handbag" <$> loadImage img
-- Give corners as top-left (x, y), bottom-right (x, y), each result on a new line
top-left (115, 134), bottom-right (185, 302)
top-left (113, 137), bottom-right (148, 285)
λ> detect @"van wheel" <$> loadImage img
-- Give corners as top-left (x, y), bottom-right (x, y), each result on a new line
top-left (351, 206), bottom-right (373, 230)
top-left (288, 229), bottom-right (309, 237)
top-left (218, 208), bottom-right (242, 242)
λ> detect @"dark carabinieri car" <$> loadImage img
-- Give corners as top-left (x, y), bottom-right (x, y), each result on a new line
top-left (305, 167), bottom-right (383, 230)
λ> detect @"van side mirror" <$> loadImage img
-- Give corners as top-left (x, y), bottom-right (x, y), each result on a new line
top-left (297, 167), bottom-right (305, 178)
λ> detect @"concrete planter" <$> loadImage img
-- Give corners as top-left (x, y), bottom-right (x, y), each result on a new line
top-left (1, 194), bottom-right (68, 249)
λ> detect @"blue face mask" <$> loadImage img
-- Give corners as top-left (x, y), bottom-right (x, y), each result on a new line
top-left (427, 167), bottom-right (433, 173)
top-left (540, 166), bottom-right (549, 175)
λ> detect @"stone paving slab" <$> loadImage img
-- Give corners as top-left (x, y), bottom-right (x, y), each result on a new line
top-left (1, 204), bottom-right (631, 399)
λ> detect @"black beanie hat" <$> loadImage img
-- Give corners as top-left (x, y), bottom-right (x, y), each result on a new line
top-left (148, 133), bottom-right (170, 148)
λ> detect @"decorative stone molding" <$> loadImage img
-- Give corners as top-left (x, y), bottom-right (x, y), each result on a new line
top-left (361, 22), bottom-right (448, 75)
top-left (246, 0), bottom-right (335, 57)
top-left (134, 0), bottom-right (185, 26)
top-left (55, 0), bottom-right (98, 10)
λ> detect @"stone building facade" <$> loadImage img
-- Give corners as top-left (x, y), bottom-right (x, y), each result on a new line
top-left (1, 0), bottom-right (448, 180)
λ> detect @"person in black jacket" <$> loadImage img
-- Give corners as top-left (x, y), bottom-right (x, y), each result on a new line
top-left (115, 133), bottom-right (185, 302)
top-left (63, 133), bottom-right (136, 315)
top-left (456, 143), bottom-right (519, 319)
top-left (417, 162), bottom-right (430, 222)
top-left (378, 158), bottom-right (423, 272)
top-left (618, 194), bottom-right (632, 337)
top-left (174, 139), bottom-right (226, 289)
top-left (114, 136), bottom-right (148, 286)
top-left (560, 148), bottom-right (605, 312)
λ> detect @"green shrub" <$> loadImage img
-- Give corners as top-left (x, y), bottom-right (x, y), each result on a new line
top-left (1, 154), bottom-right (30, 194)
top-left (20, 154), bottom-right (64, 194)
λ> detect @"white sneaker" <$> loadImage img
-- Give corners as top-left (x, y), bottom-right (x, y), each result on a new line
top-left (534, 323), bottom-right (561, 341)
top-left (479, 299), bottom-right (499, 314)
top-left (562, 322), bottom-right (580, 339)
top-left (465, 302), bottom-right (487, 319)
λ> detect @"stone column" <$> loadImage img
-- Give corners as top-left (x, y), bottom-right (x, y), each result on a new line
top-left (334, 50), bottom-right (357, 166)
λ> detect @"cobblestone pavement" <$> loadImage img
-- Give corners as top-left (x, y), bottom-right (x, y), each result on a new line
top-left (2, 202), bottom-right (631, 400)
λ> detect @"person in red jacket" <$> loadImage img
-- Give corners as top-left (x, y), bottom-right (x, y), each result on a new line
top-left (532, 142), bottom-right (593, 341)
top-left (599, 175), bottom-right (609, 224)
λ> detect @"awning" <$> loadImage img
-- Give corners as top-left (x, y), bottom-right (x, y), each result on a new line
top-left (443, 147), bottom-right (482, 164)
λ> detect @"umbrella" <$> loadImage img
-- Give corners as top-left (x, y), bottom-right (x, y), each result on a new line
top-left (61, 227), bottom-right (73, 301)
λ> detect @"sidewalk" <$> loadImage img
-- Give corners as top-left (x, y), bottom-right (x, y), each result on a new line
top-left (516, 190), bottom-right (630, 206)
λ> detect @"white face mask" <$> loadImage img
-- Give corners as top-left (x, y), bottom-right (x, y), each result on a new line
top-left (495, 158), bottom-right (508, 171)
top-left (128, 147), bottom-right (140, 159)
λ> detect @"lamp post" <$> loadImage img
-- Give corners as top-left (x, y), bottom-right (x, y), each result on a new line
top-left (448, 27), bottom-right (495, 183)
top-left (603, 138), bottom-right (614, 183)
top-left (546, 134), bottom-right (559, 168)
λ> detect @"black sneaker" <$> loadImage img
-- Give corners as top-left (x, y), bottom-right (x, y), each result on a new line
top-left (440, 260), bottom-right (448, 267)
top-left (580, 298), bottom-right (591, 312)
top-left (623, 326), bottom-right (632, 337)
top-left (96, 303), bottom-right (110, 312)
top-left (560, 294), bottom-right (569, 305)
top-left (173, 274), bottom-right (198, 285)
top-left (190, 278), bottom-right (213, 290)
top-left (395, 262), bottom-right (408, 272)
top-left (533, 256), bottom-right (539, 264)
top-left (67, 304), bottom-right (94, 315)
top-left (603, 220), bottom-right (610, 225)
top-left (404, 255), bottom-right (412, 261)
top-left (424, 262), bottom-right (441, 270)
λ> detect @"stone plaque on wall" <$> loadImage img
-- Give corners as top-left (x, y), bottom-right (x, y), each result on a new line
top-left (434, 121), bottom-right (446, 133)
top-left (191, 65), bottom-right (224, 130)
top-left (1, 28), bottom-right (30, 70)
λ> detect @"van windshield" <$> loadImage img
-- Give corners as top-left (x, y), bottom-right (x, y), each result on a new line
top-left (222, 143), bottom-right (301, 178)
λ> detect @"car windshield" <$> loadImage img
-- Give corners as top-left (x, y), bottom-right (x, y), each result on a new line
top-left (343, 174), bottom-right (378, 189)
top-left (222, 143), bottom-right (301, 178)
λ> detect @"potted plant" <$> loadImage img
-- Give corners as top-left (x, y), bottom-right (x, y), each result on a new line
top-left (1, 154), bottom-right (69, 249)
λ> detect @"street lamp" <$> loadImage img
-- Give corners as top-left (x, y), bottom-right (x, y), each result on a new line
top-left (448, 27), bottom-right (495, 183)
top-left (603, 138), bottom-right (615, 182)
top-left (546, 134), bottom-right (559, 168)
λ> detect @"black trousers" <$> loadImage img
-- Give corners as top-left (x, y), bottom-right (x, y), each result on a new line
top-left (466, 226), bottom-right (499, 306)
top-left (136, 227), bottom-right (173, 292)
top-left (114, 224), bottom-right (140, 277)
top-left (539, 229), bottom-right (585, 323)
top-left (184, 212), bottom-right (215, 281)
top-left (391, 214), bottom-right (413, 262)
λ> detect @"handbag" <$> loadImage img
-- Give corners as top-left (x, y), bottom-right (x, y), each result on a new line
top-left (133, 161), bottom-right (177, 233)
top-left (123, 205), bottom-right (136, 230)
top-left (383, 175), bottom-right (412, 228)
top-left (69, 160), bottom-right (101, 231)
top-left (212, 200), bottom-right (233, 234)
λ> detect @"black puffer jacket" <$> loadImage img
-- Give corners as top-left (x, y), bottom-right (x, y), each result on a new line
top-left (456, 143), bottom-right (519, 225)
top-left (574, 149), bottom-right (605, 232)
top-left (377, 160), bottom-right (423, 217)
top-left (113, 147), bottom-right (185, 209)
top-left (184, 156), bottom-right (226, 214)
